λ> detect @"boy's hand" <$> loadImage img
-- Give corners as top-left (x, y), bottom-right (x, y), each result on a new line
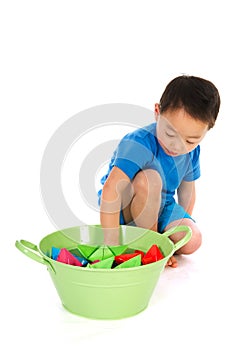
top-left (100, 166), bottom-right (131, 246)
top-left (103, 227), bottom-right (120, 246)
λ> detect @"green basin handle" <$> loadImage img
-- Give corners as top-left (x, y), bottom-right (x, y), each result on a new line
top-left (163, 225), bottom-right (192, 252)
top-left (15, 240), bottom-right (48, 266)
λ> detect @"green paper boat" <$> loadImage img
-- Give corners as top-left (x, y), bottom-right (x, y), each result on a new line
top-left (87, 257), bottom-right (115, 269)
top-left (109, 245), bottom-right (128, 256)
top-left (115, 254), bottom-right (141, 269)
top-left (88, 246), bottom-right (114, 262)
top-left (77, 244), bottom-right (99, 259)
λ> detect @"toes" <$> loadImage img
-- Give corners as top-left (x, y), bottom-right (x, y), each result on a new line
top-left (166, 256), bottom-right (178, 268)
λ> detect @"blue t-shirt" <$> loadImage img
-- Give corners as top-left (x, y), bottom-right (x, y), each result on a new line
top-left (99, 123), bottom-right (200, 207)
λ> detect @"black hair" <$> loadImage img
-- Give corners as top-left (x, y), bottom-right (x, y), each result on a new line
top-left (159, 75), bottom-right (221, 129)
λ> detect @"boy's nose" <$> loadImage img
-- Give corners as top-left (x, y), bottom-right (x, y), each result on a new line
top-left (170, 138), bottom-right (186, 153)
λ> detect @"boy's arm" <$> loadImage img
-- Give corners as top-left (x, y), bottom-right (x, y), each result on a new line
top-left (100, 166), bottom-right (131, 245)
top-left (177, 180), bottom-right (196, 215)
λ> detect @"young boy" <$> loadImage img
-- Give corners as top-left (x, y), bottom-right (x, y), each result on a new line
top-left (98, 75), bottom-right (220, 267)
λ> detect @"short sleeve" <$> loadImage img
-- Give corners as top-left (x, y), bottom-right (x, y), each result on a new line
top-left (113, 135), bottom-right (155, 180)
top-left (183, 146), bottom-right (201, 181)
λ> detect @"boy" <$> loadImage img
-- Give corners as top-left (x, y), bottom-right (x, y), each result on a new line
top-left (98, 75), bottom-right (220, 267)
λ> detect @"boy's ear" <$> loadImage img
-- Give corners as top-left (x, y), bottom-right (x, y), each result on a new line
top-left (154, 103), bottom-right (160, 121)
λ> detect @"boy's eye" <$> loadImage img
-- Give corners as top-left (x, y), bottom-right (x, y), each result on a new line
top-left (165, 132), bottom-right (175, 137)
top-left (186, 140), bottom-right (195, 145)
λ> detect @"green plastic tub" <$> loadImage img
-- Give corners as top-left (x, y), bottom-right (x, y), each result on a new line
top-left (15, 224), bottom-right (191, 319)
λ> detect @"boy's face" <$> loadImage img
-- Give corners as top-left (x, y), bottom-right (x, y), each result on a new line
top-left (154, 104), bottom-right (209, 156)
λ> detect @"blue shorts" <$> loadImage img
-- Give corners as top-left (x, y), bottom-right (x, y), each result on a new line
top-left (120, 200), bottom-right (194, 233)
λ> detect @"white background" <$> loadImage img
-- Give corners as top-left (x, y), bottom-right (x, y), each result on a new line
top-left (1, 1), bottom-right (232, 349)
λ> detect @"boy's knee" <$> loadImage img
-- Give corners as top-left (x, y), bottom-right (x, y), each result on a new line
top-left (181, 226), bottom-right (202, 254)
top-left (133, 169), bottom-right (162, 195)
top-left (166, 219), bottom-right (202, 255)
top-left (181, 227), bottom-right (202, 254)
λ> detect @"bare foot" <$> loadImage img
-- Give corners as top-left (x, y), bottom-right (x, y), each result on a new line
top-left (166, 255), bottom-right (178, 268)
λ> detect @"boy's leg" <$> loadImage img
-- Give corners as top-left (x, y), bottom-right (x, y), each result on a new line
top-left (163, 218), bottom-right (202, 268)
top-left (122, 169), bottom-right (162, 231)
top-left (121, 171), bottom-right (201, 268)
top-left (164, 218), bottom-right (202, 255)
top-left (159, 202), bottom-right (202, 267)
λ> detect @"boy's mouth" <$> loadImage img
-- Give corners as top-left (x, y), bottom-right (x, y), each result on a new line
top-left (159, 140), bottom-right (179, 156)
top-left (165, 148), bottom-right (179, 156)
